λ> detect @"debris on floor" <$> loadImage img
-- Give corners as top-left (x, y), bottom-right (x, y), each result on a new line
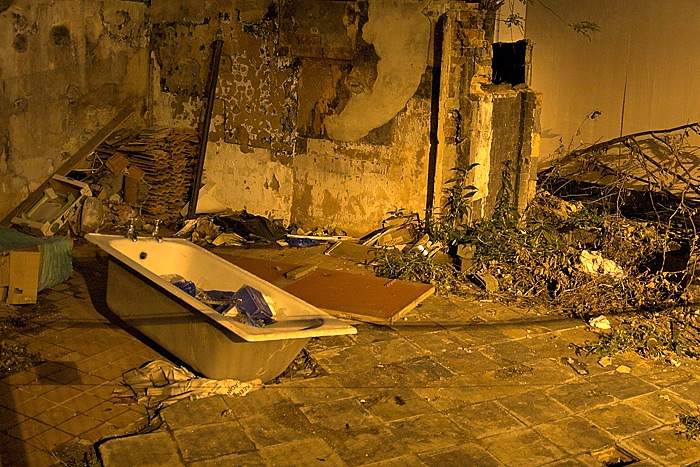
top-left (10, 174), bottom-right (92, 237)
top-left (174, 211), bottom-right (287, 246)
top-left (114, 360), bottom-right (262, 412)
top-left (563, 356), bottom-right (589, 375)
top-left (678, 412), bottom-right (700, 440)
top-left (0, 296), bottom-right (59, 378)
top-left (268, 348), bottom-right (327, 383)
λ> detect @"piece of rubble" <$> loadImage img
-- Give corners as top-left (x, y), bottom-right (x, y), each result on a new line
top-left (79, 197), bottom-right (104, 234)
top-left (564, 356), bottom-right (589, 375)
top-left (598, 356), bottom-right (612, 367)
top-left (211, 232), bottom-right (246, 246)
top-left (589, 315), bottom-right (612, 330)
top-left (579, 250), bottom-right (625, 279)
top-left (615, 365), bottom-right (631, 374)
top-left (469, 273), bottom-right (499, 292)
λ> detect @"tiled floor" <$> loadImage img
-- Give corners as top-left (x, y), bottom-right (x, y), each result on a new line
top-left (0, 248), bottom-right (166, 466)
top-left (3, 242), bottom-right (700, 466)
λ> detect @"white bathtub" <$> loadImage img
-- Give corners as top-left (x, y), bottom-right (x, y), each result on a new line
top-left (85, 234), bottom-right (356, 382)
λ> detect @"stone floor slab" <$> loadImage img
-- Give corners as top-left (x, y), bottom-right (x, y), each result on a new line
top-left (498, 389), bottom-right (572, 426)
top-left (533, 415), bottom-right (616, 455)
top-left (360, 388), bottom-right (436, 422)
top-left (258, 438), bottom-right (347, 466)
top-left (172, 420), bottom-right (255, 462)
top-left (447, 400), bottom-right (525, 439)
top-left (582, 402), bottom-right (662, 438)
top-left (620, 425), bottom-right (700, 466)
top-left (417, 443), bottom-right (503, 466)
top-left (480, 428), bottom-right (566, 466)
top-left (160, 395), bottom-right (232, 429)
top-left (547, 382), bottom-right (616, 413)
top-left (387, 413), bottom-right (471, 454)
top-left (100, 430), bottom-right (185, 467)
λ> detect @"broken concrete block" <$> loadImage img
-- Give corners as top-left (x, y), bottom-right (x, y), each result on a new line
top-left (589, 315), bottom-right (611, 330)
top-left (79, 197), bottom-right (104, 234)
top-left (598, 356), bottom-right (612, 367)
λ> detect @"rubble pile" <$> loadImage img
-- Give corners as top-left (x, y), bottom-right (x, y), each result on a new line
top-left (95, 127), bottom-right (198, 219)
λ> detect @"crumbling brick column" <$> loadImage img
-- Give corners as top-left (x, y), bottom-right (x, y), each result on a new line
top-left (428, 2), bottom-right (540, 222)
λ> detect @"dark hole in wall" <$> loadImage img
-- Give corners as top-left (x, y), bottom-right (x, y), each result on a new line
top-left (492, 40), bottom-right (527, 85)
top-left (50, 25), bottom-right (71, 47)
top-left (12, 34), bottom-right (27, 52)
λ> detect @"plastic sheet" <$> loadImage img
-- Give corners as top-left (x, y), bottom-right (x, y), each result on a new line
top-left (114, 360), bottom-right (261, 411)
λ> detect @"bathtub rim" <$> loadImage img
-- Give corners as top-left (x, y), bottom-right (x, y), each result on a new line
top-left (85, 233), bottom-right (356, 342)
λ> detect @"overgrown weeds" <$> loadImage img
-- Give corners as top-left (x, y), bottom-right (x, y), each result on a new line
top-left (374, 123), bottom-right (700, 362)
top-left (581, 309), bottom-right (700, 363)
top-left (373, 249), bottom-right (467, 294)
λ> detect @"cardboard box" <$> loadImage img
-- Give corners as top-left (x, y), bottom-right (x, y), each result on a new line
top-left (106, 153), bottom-right (130, 173)
top-left (11, 175), bottom-right (91, 236)
top-left (123, 165), bottom-right (145, 205)
top-left (0, 246), bottom-right (40, 305)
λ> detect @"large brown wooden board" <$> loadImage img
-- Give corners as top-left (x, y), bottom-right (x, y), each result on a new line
top-left (216, 254), bottom-right (299, 283)
top-left (282, 270), bottom-right (434, 324)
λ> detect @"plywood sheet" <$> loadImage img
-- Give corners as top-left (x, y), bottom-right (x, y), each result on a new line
top-left (282, 270), bottom-right (435, 324)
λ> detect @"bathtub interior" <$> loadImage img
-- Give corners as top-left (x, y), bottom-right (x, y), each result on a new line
top-left (85, 234), bottom-right (356, 342)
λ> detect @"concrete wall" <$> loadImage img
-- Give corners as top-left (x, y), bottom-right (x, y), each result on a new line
top-left (526, 0), bottom-right (700, 163)
top-left (0, 0), bottom-right (149, 220)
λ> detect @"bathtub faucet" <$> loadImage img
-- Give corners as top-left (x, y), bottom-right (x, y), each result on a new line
top-left (152, 219), bottom-right (163, 243)
top-left (126, 217), bottom-right (138, 242)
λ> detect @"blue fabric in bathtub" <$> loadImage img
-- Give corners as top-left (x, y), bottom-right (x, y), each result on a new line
top-left (172, 280), bottom-right (197, 297)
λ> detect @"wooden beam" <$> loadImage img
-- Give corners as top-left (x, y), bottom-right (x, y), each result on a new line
top-left (2, 103), bottom-right (137, 227)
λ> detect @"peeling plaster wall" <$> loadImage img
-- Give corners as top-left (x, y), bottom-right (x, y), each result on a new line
top-left (0, 0), bottom-right (149, 220)
top-left (293, 97), bottom-right (431, 234)
top-left (150, 0), bottom-right (435, 235)
top-left (323, 0), bottom-right (430, 141)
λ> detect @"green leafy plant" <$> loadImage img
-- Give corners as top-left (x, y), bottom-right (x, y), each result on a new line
top-left (373, 249), bottom-right (465, 294)
top-left (428, 165), bottom-right (479, 246)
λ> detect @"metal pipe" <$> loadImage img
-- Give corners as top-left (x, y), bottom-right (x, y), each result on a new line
top-left (188, 38), bottom-right (224, 219)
